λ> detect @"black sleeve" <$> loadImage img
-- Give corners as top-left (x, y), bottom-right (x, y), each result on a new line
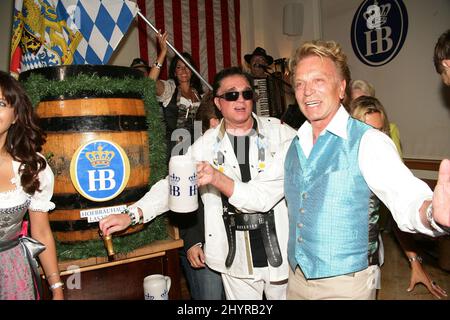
top-left (171, 197), bottom-right (205, 252)
top-left (182, 197), bottom-right (206, 251)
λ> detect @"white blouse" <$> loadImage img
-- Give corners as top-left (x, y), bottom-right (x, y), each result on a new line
top-left (157, 79), bottom-right (201, 109)
top-left (0, 158), bottom-right (55, 212)
top-left (0, 157), bottom-right (55, 242)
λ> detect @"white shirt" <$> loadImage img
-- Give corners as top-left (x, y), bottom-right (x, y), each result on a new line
top-left (231, 106), bottom-right (439, 237)
top-left (157, 79), bottom-right (200, 110)
top-left (0, 158), bottom-right (55, 242)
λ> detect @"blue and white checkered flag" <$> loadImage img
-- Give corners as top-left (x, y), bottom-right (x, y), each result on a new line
top-left (56, 0), bottom-right (138, 65)
top-left (11, 0), bottom-right (138, 73)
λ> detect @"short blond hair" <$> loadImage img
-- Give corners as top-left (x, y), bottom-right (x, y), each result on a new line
top-left (289, 40), bottom-right (351, 85)
top-left (350, 79), bottom-right (376, 97)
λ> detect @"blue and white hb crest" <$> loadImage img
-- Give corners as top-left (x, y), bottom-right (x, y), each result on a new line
top-left (70, 140), bottom-right (130, 202)
top-left (351, 0), bottom-right (408, 67)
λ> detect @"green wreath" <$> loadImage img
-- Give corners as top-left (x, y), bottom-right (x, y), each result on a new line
top-left (22, 73), bottom-right (169, 260)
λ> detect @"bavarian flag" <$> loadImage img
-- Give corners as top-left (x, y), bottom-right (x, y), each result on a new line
top-left (10, 0), bottom-right (138, 76)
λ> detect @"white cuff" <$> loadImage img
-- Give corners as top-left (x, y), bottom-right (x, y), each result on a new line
top-left (228, 181), bottom-right (249, 209)
top-left (130, 205), bottom-right (157, 224)
top-left (410, 197), bottom-right (446, 237)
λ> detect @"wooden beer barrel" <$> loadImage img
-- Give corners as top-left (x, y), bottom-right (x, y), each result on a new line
top-left (21, 66), bottom-right (149, 242)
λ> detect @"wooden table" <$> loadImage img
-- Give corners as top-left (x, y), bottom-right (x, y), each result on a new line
top-left (41, 238), bottom-right (184, 300)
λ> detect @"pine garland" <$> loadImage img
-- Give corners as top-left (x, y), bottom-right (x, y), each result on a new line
top-left (22, 73), bottom-right (169, 260)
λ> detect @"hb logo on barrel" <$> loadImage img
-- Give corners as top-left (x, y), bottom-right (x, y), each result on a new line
top-left (70, 140), bottom-right (130, 202)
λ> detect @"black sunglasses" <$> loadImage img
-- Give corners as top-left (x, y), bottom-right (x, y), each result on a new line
top-left (217, 90), bottom-right (254, 101)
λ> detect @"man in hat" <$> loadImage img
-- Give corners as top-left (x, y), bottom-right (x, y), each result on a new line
top-left (244, 47), bottom-right (284, 117)
top-left (244, 47), bottom-right (274, 79)
top-left (130, 57), bottom-right (151, 77)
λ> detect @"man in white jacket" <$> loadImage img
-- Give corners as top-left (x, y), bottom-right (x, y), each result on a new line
top-left (100, 67), bottom-right (296, 299)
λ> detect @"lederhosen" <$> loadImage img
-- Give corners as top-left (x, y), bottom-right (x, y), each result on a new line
top-left (215, 119), bottom-right (283, 269)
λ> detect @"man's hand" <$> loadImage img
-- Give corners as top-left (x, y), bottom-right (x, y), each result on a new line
top-left (197, 161), bottom-right (218, 187)
top-left (432, 159), bottom-right (450, 227)
top-left (197, 161), bottom-right (235, 197)
top-left (187, 245), bottom-right (206, 269)
top-left (99, 213), bottom-right (131, 236)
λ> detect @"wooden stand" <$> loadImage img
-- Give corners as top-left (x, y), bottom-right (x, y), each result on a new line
top-left (41, 238), bottom-right (183, 300)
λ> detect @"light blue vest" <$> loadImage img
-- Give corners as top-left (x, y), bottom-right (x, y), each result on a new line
top-left (284, 118), bottom-right (372, 279)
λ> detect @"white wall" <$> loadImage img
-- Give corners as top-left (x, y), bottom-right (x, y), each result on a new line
top-left (240, 0), bottom-right (323, 107)
top-left (322, 0), bottom-right (450, 160)
top-left (109, 18), bottom-right (139, 67)
top-left (241, 0), bottom-right (322, 63)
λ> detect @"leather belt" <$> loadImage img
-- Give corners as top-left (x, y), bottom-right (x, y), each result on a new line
top-left (222, 210), bottom-right (283, 268)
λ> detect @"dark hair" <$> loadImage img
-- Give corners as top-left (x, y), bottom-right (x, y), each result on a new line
top-left (434, 29), bottom-right (450, 74)
top-left (195, 91), bottom-right (223, 133)
top-left (0, 71), bottom-right (47, 194)
top-left (130, 57), bottom-right (150, 71)
top-left (212, 66), bottom-right (254, 97)
top-left (168, 52), bottom-right (204, 95)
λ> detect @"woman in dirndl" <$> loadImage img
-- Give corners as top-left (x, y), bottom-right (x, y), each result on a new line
top-left (0, 71), bottom-right (63, 300)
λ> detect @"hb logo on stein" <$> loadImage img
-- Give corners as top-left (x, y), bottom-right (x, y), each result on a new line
top-left (168, 155), bottom-right (198, 213)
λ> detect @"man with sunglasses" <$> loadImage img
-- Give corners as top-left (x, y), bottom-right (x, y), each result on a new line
top-left (99, 67), bottom-right (296, 300)
top-left (201, 67), bottom-right (296, 299)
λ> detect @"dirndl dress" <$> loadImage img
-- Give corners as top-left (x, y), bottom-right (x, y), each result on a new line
top-left (0, 159), bottom-right (55, 300)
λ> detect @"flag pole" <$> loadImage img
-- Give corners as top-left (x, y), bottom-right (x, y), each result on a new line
top-left (137, 11), bottom-right (213, 91)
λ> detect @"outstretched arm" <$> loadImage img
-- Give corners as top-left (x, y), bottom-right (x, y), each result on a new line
top-left (99, 208), bottom-right (143, 236)
top-left (99, 177), bottom-right (170, 235)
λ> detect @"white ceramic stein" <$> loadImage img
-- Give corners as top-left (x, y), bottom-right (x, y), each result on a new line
top-left (168, 155), bottom-right (198, 213)
top-left (143, 274), bottom-right (171, 300)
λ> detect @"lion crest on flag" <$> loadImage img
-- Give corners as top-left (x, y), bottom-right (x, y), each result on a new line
top-left (10, 0), bottom-right (82, 74)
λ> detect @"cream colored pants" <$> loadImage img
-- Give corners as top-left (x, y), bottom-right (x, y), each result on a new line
top-left (221, 267), bottom-right (288, 300)
top-left (287, 265), bottom-right (379, 300)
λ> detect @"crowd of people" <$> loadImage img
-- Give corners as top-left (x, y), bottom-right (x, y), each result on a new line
top-left (1, 28), bottom-right (449, 300)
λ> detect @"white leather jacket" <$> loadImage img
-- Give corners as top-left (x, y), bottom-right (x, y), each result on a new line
top-left (133, 114), bottom-right (296, 280)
